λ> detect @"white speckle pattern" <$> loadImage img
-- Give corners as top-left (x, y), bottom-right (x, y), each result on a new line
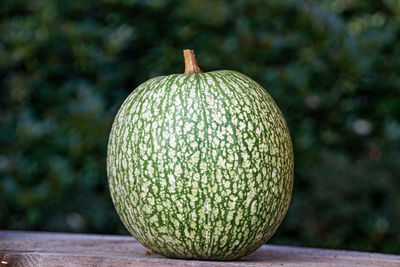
top-left (107, 70), bottom-right (294, 260)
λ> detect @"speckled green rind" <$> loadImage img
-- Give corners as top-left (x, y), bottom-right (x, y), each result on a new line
top-left (107, 70), bottom-right (294, 260)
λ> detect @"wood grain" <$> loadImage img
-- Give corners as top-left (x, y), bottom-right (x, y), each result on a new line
top-left (0, 231), bottom-right (399, 266)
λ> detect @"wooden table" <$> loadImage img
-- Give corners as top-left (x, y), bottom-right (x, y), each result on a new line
top-left (0, 231), bottom-right (399, 266)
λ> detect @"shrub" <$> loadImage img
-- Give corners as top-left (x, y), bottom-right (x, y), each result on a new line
top-left (1, 0), bottom-right (399, 253)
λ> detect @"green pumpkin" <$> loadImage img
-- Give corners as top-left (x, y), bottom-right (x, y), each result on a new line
top-left (107, 50), bottom-right (294, 260)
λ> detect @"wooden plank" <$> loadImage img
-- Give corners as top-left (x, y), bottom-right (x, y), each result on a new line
top-left (0, 230), bottom-right (399, 266)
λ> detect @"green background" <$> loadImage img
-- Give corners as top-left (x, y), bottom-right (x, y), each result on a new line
top-left (1, 0), bottom-right (399, 254)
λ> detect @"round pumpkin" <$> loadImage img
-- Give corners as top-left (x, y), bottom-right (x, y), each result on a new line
top-left (107, 50), bottom-right (294, 260)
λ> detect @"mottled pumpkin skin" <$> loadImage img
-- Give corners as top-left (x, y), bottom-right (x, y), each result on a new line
top-left (107, 70), bottom-right (294, 260)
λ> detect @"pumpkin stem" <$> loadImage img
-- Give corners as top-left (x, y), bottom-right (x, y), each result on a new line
top-left (183, 49), bottom-right (203, 74)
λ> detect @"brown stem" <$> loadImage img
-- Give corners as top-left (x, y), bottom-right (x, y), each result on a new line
top-left (183, 49), bottom-right (203, 74)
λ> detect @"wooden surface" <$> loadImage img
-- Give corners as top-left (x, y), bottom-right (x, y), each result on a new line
top-left (0, 231), bottom-right (399, 266)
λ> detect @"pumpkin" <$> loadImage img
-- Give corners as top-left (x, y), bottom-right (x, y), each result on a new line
top-left (107, 50), bottom-right (294, 260)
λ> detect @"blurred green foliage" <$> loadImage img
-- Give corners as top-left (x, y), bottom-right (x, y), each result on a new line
top-left (1, 0), bottom-right (399, 254)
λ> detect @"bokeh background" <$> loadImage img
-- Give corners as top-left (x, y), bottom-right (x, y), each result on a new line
top-left (1, 0), bottom-right (400, 254)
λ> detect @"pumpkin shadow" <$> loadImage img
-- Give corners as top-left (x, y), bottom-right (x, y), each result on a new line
top-left (238, 245), bottom-right (316, 264)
